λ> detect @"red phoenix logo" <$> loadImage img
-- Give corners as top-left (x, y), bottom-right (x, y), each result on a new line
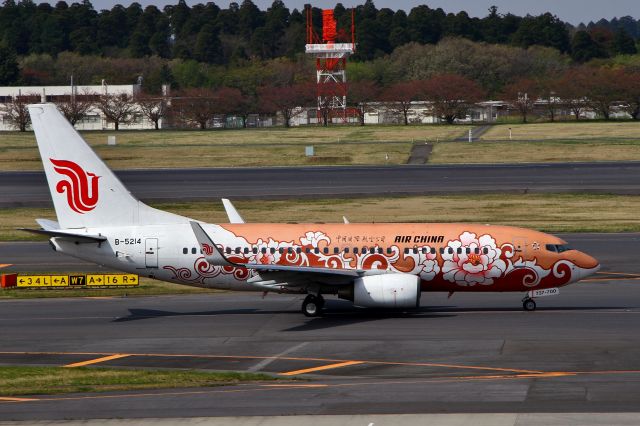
top-left (50, 158), bottom-right (100, 214)
top-left (202, 243), bottom-right (214, 256)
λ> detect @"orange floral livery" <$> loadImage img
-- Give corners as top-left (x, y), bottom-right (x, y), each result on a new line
top-left (164, 223), bottom-right (599, 293)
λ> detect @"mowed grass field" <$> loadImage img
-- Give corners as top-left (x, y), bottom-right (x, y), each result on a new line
top-left (0, 366), bottom-right (275, 395)
top-left (0, 121), bottom-right (638, 170)
top-left (431, 139), bottom-right (640, 164)
top-left (3, 194), bottom-right (640, 242)
top-left (482, 122), bottom-right (640, 140)
top-left (0, 125), bottom-right (461, 171)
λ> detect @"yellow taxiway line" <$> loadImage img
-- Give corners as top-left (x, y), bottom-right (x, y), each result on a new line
top-left (280, 360), bottom-right (364, 376)
top-left (64, 354), bottom-right (131, 368)
top-left (0, 396), bottom-right (39, 402)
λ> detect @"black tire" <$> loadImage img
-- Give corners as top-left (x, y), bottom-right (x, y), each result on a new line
top-left (302, 295), bottom-right (322, 317)
top-left (523, 298), bottom-right (537, 311)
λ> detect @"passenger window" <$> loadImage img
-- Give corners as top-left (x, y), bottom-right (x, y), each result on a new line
top-left (252, 247), bottom-right (258, 254)
top-left (483, 247), bottom-right (488, 254)
top-left (344, 247), bottom-right (350, 254)
top-left (183, 248), bottom-right (188, 254)
top-left (387, 247), bottom-right (393, 254)
top-left (362, 247), bottom-right (368, 254)
top-left (466, 248), bottom-right (470, 254)
top-left (235, 247), bottom-right (241, 254)
top-left (457, 248), bottom-right (462, 254)
top-left (377, 248), bottom-right (383, 254)
top-left (474, 248), bottom-right (480, 254)
top-left (404, 248), bottom-right (409, 254)
top-left (440, 247), bottom-right (444, 254)
top-left (261, 247), bottom-right (267, 254)
top-left (278, 247), bottom-right (284, 254)
top-left (270, 248), bottom-right (276, 254)
top-left (296, 247), bottom-right (301, 254)
top-left (334, 247), bottom-right (340, 254)
top-left (194, 248), bottom-right (199, 254)
top-left (305, 248), bottom-right (311, 253)
top-left (314, 247), bottom-right (320, 254)
top-left (431, 247), bottom-right (436, 255)
top-left (323, 247), bottom-right (329, 254)
top-left (448, 247), bottom-right (453, 254)
top-left (244, 247), bottom-right (249, 254)
top-left (288, 247), bottom-right (293, 254)
top-left (353, 247), bottom-right (359, 254)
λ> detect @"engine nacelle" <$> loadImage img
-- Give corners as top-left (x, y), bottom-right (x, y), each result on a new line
top-left (352, 274), bottom-right (421, 308)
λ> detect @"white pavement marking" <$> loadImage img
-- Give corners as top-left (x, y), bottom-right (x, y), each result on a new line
top-left (247, 342), bottom-right (309, 373)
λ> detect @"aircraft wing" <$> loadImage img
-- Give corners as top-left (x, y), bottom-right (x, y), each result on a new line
top-left (189, 222), bottom-right (383, 287)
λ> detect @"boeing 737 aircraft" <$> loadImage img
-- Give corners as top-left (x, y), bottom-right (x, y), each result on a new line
top-left (23, 103), bottom-right (600, 316)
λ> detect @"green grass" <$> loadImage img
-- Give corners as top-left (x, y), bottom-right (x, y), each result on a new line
top-left (430, 139), bottom-right (640, 164)
top-left (0, 126), bottom-right (460, 171)
top-left (0, 366), bottom-right (276, 396)
top-left (0, 277), bottom-right (216, 299)
top-left (2, 122), bottom-right (640, 169)
top-left (482, 121), bottom-right (640, 140)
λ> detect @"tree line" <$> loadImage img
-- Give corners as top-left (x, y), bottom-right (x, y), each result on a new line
top-left (2, 64), bottom-right (639, 132)
top-left (0, 0), bottom-right (638, 81)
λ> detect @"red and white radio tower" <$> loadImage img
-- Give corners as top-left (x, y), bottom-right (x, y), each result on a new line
top-left (305, 7), bottom-right (355, 124)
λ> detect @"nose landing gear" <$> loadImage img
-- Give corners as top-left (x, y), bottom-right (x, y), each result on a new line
top-left (522, 297), bottom-right (537, 311)
top-left (302, 294), bottom-right (325, 317)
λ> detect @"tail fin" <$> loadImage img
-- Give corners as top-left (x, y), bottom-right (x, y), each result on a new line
top-left (29, 103), bottom-right (185, 229)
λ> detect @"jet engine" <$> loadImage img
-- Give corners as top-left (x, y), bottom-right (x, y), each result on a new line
top-left (339, 274), bottom-right (421, 308)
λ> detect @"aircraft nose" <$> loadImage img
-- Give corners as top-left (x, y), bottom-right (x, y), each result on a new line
top-left (573, 251), bottom-right (600, 281)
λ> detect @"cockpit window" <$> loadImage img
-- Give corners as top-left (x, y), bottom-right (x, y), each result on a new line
top-left (546, 244), bottom-right (572, 253)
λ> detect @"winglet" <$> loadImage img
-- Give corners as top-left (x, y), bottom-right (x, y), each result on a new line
top-left (343, 216), bottom-right (350, 224)
top-left (221, 199), bottom-right (245, 224)
top-left (189, 221), bottom-right (237, 267)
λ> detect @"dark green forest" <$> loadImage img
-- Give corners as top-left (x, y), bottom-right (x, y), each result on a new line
top-left (0, 0), bottom-right (639, 93)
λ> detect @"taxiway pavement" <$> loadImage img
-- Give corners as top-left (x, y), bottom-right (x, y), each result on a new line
top-left (3, 161), bottom-right (640, 207)
top-left (1, 233), bottom-right (640, 420)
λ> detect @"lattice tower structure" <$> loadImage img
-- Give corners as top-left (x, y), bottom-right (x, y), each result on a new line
top-left (305, 7), bottom-right (355, 124)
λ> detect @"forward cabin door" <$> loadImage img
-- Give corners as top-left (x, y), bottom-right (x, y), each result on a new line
top-left (145, 238), bottom-right (158, 268)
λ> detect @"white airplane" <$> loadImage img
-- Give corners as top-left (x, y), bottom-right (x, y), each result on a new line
top-left (22, 104), bottom-right (600, 316)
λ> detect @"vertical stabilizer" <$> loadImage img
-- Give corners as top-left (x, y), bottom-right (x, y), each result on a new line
top-left (28, 103), bottom-right (186, 229)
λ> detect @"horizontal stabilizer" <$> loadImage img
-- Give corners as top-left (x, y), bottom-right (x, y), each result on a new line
top-left (18, 228), bottom-right (107, 243)
top-left (36, 218), bottom-right (60, 230)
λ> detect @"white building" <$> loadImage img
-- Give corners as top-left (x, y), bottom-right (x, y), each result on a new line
top-left (0, 83), bottom-right (161, 131)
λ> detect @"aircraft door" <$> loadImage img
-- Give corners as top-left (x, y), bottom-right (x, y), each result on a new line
top-left (145, 238), bottom-right (158, 268)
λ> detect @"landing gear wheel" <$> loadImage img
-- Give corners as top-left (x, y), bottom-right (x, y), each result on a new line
top-left (523, 298), bottom-right (537, 311)
top-left (302, 294), bottom-right (324, 317)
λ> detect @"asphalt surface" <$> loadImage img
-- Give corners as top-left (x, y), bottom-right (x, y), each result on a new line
top-left (4, 161), bottom-right (640, 207)
top-left (1, 233), bottom-right (640, 420)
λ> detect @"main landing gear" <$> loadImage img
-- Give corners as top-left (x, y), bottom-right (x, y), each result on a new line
top-left (302, 294), bottom-right (325, 317)
top-left (522, 297), bottom-right (537, 312)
